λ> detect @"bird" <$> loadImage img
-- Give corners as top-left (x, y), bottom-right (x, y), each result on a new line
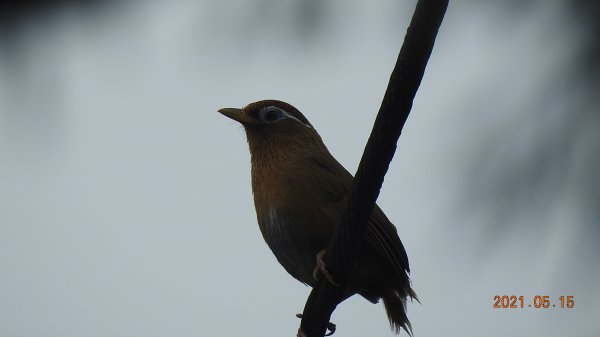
top-left (218, 100), bottom-right (417, 335)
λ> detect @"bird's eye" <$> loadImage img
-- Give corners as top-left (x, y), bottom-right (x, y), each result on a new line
top-left (259, 107), bottom-right (285, 123)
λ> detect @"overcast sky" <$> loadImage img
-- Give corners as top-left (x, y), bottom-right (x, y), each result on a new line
top-left (1, 1), bottom-right (598, 337)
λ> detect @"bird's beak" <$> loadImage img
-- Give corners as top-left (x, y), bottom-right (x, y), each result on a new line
top-left (218, 108), bottom-right (257, 125)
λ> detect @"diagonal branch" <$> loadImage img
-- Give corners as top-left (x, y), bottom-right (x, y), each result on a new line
top-left (298, 1), bottom-right (448, 336)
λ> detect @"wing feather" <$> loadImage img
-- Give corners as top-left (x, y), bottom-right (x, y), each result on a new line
top-left (309, 155), bottom-right (410, 277)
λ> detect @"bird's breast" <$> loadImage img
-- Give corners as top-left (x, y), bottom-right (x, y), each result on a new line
top-left (258, 207), bottom-right (323, 284)
top-left (250, 153), bottom-right (346, 284)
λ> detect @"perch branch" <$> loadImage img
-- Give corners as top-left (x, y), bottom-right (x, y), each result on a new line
top-left (298, 0), bottom-right (448, 336)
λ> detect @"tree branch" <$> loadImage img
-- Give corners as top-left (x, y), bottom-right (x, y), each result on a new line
top-left (298, 1), bottom-right (448, 336)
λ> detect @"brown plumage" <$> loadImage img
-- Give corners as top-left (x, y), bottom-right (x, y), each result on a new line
top-left (219, 100), bottom-right (417, 335)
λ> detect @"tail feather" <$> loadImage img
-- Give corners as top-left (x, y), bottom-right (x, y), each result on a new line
top-left (383, 288), bottom-right (417, 335)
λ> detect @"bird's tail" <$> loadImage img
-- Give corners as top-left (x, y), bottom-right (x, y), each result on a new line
top-left (382, 287), bottom-right (418, 335)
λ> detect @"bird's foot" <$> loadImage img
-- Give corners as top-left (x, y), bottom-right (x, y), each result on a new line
top-left (296, 313), bottom-right (336, 336)
top-left (312, 248), bottom-right (340, 286)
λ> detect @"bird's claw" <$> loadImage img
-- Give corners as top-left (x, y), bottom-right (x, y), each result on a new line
top-left (296, 314), bottom-right (336, 336)
top-left (312, 248), bottom-right (340, 287)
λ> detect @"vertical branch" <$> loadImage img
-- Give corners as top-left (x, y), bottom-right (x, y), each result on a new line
top-left (298, 0), bottom-right (448, 336)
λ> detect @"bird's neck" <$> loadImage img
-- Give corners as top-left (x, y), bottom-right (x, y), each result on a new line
top-left (246, 129), bottom-right (330, 214)
top-left (246, 129), bottom-right (328, 170)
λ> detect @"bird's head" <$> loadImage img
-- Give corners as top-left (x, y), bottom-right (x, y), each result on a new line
top-left (219, 99), bottom-right (312, 130)
top-left (218, 100), bottom-right (327, 160)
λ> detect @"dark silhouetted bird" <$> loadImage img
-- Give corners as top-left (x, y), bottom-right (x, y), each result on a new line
top-left (219, 100), bottom-right (416, 334)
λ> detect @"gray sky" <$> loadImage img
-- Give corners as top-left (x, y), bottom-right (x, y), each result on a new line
top-left (1, 1), bottom-right (598, 336)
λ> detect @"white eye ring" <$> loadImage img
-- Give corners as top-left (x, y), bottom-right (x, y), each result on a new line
top-left (258, 106), bottom-right (313, 128)
top-left (259, 106), bottom-right (285, 123)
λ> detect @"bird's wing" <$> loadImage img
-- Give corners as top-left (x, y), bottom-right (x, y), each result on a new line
top-left (366, 204), bottom-right (410, 274)
top-left (309, 155), bottom-right (410, 276)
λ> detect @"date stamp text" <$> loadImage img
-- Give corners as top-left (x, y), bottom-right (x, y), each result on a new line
top-left (493, 295), bottom-right (574, 309)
